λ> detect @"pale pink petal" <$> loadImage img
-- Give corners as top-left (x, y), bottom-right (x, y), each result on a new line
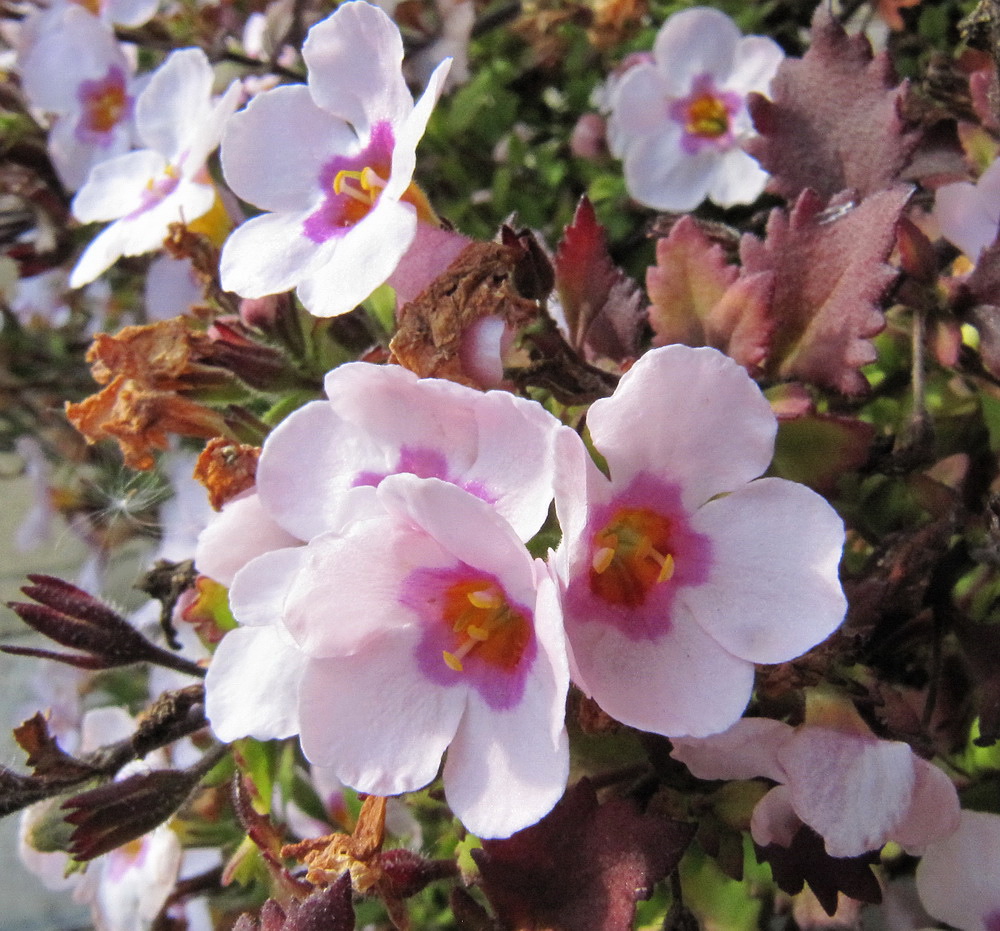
top-left (136, 48), bottom-right (213, 156)
top-left (21, 7), bottom-right (126, 112)
top-left (255, 399), bottom-right (385, 540)
top-left (229, 546), bottom-right (308, 627)
top-left (706, 147), bottom-right (769, 208)
top-left (281, 512), bottom-right (453, 656)
top-left (779, 730), bottom-right (917, 858)
top-left (221, 84), bottom-right (357, 213)
top-left (298, 628), bottom-right (465, 795)
top-left (568, 602), bottom-right (756, 737)
top-left (383, 56), bottom-right (451, 201)
top-left (95, 826), bottom-right (181, 931)
top-left (303, 0), bottom-right (413, 134)
top-left (49, 115), bottom-right (132, 193)
top-left (219, 209), bottom-right (325, 299)
top-left (586, 345), bottom-right (777, 511)
top-left (606, 65), bottom-right (669, 157)
top-left (69, 220), bottom-right (142, 287)
top-left (621, 127), bottom-right (716, 212)
top-left (749, 784), bottom-right (803, 849)
top-left (443, 567), bottom-right (569, 838)
top-left (182, 79), bottom-right (241, 174)
top-left (296, 195), bottom-right (417, 317)
top-left (652, 7), bottom-right (739, 96)
top-left (670, 718), bottom-right (793, 783)
top-left (684, 477), bottom-right (846, 664)
top-left (891, 758), bottom-right (960, 854)
top-left (195, 490), bottom-right (301, 587)
top-left (105, 0), bottom-right (158, 27)
top-left (145, 255), bottom-right (202, 319)
top-left (205, 625), bottom-right (305, 741)
top-left (916, 810), bottom-right (1000, 931)
top-left (72, 149), bottom-right (165, 222)
top-left (727, 35), bottom-right (785, 95)
top-left (377, 475), bottom-right (537, 608)
top-left (935, 170), bottom-right (1000, 259)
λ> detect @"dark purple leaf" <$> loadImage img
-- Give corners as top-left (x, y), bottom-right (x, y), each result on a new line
top-left (474, 779), bottom-right (695, 931)
top-left (745, 7), bottom-right (921, 201)
top-left (554, 197), bottom-right (645, 363)
top-left (739, 186), bottom-right (910, 394)
top-left (756, 825), bottom-right (882, 916)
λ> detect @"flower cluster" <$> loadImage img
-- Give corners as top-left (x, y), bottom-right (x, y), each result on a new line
top-left (5, 0), bottom-right (1000, 926)
top-left (198, 346), bottom-right (846, 838)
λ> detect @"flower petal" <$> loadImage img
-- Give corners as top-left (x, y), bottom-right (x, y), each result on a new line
top-left (136, 48), bottom-right (213, 156)
top-left (891, 757), bottom-right (960, 854)
top-left (727, 35), bottom-right (785, 95)
top-left (229, 546), bottom-right (308, 628)
top-left (443, 567), bottom-right (569, 838)
top-left (195, 491), bottom-right (302, 586)
top-left (567, 601), bottom-right (756, 737)
top-left (916, 810), bottom-right (1000, 931)
top-left (295, 196), bottom-right (417, 317)
top-left (779, 729), bottom-right (916, 858)
top-left (706, 147), bottom-right (769, 208)
top-left (684, 477), bottom-right (845, 664)
top-left (586, 345), bottom-right (777, 510)
top-left (303, 0), bottom-right (413, 134)
top-left (670, 718), bottom-right (793, 783)
top-left (653, 7), bottom-right (740, 96)
top-left (219, 209), bottom-right (324, 299)
top-left (749, 784), bottom-right (802, 849)
top-left (72, 149), bottom-right (166, 222)
top-left (606, 64), bottom-right (668, 157)
top-left (221, 84), bottom-right (357, 213)
top-left (205, 625), bottom-right (305, 741)
top-left (621, 126), bottom-right (716, 213)
top-left (298, 628), bottom-right (465, 795)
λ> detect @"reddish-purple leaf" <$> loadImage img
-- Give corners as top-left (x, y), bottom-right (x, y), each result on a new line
top-left (745, 7), bottom-right (921, 201)
top-left (739, 187), bottom-right (910, 394)
top-left (647, 216), bottom-right (774, 374)
top-left (554, 197), bottom-right (644, 363)
top-left (232, 878), bottom-right (354, 931)
top-left (473, 779), bottom-right (695, 931)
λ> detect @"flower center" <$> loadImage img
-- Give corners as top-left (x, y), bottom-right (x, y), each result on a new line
top-left (76, 66), bottom-right (131, 144)
top-left (590, 507), bottom-right (674, 607)
top-left (669, 74), bottom-right (742, 154)
top-left (683, 94), bottom-right (729, 139)
top-left (331, 166), bottom-right (388, 226)
top-left (440, 578), bottom-right (531, 673)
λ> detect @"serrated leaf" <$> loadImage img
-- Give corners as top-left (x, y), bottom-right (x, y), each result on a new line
top-left (647, 217), bottom-right (774, 373)
top-left (745, 7), bottom-right (922, 201)
top-left (739, 187), bottom-right (910, 393)
top-left (473, 779), bottom-right (696, 931)
top-left (554, 197), bottom-right (644, 363)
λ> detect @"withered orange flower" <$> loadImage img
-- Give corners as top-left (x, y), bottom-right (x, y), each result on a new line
top-left (65, 318), bottom-right (235, 470)
top-left (193, 437), bottom-right (260, 510)
top-left (876, 0), bottom-right (919, 31)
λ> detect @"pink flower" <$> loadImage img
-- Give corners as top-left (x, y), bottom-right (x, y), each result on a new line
top-left (195, 361), bottom-right (564, 584)
top-left (69, 48), bottom-right (240, 287)
top-left (219, 1), bottom-right (451, 317)
top-left (933, 156), bottom-right (1000, 260)
top-left (916, 810), bottom-right (1000, 931)
top-left (205, 475), bottom-right (569, 839)
top-left (671, 715), bottom-right (960, 858)
top-left (19, 7), bottom-right (135, 191)
top-left (606, 7), bottom-right (783, 211)
top-left (551, 345), bottom-right (846, 737)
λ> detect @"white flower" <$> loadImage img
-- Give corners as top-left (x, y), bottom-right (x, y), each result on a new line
top-left (19, 8), bottom-right (136, 191)
top-left (933, 156), bottom-right (1000, 260)
top-left (218, 0), bottom-right (450, 317)
top-left (607, 6), bottom-right (783, 211)
top-left (69, 47), bottom-right (240, 288)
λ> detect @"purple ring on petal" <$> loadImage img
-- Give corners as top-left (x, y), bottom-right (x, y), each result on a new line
top-left (669, 73), bottom-right (743, 155)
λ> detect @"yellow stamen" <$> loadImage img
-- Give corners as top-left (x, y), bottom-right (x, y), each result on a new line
top-left (468, 588), bottom-right (502, 610)
top-left (657, 552), bottom-right (675, 583)
top-left (592, 545), bottom-right (616, 574)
